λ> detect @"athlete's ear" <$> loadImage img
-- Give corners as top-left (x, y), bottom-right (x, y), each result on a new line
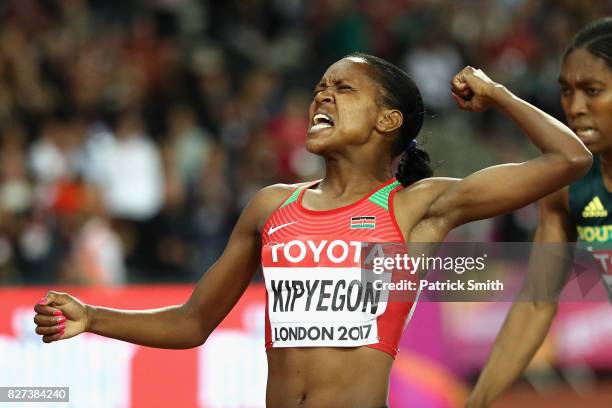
top-left (375, 109), bottom-right (403, 134)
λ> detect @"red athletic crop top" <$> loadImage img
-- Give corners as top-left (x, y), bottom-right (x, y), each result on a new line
top-left (260, 178), bottom-right (416, 358)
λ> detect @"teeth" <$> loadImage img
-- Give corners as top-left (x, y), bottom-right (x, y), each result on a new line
top-left (310, 123), bottom-right (333, 132)
top-left (576, 128), bottom-right (595, 137)
top-left (314, 113), bottom-right (333, 126)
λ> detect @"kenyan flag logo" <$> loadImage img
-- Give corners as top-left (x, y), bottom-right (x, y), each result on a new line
top-left (350, 216), bottom-right (376, 229)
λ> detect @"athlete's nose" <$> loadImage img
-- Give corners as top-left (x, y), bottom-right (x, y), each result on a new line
top-left (567, 92), bottom-right (588, 118)
top-left (315, 88), bottom-right (334, 105)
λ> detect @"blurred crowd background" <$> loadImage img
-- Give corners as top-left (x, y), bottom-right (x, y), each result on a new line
top-left (0, 0), bottom-right (610, 286)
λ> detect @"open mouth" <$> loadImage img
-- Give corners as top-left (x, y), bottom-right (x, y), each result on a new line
top-left (310, 113), bottom-right (335, 132)
top-left (574, 127), bottom-right (597, 139)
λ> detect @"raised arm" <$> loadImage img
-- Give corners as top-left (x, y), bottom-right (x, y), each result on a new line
top-left (33, 185), bottom-right (289, 349)
top-left (423, 67), bottom-right (591, 229)
top-left (467, 189), bottom-right (575, 407)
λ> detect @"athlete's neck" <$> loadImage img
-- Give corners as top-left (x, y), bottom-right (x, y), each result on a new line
top-left (320, 158), bottom-right (393, 197)
top-left (319, 165), bottom-right (392, 197)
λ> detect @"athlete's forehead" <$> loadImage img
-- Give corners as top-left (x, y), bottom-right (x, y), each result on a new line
top-left (316, 57), bottom-right (372, 86)
top-left (559, 48), bottom-right (612, 86)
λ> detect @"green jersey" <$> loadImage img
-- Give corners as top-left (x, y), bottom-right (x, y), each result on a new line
top-left (569, 155), bottom-right (612, 300)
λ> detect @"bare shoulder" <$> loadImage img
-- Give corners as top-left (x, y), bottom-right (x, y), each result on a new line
top-left (393, 177), bottom-right (461, 240)
top-left (250, 182), bottom-right (310, 231)
top-left (253, 182), bottom-right (309, 205)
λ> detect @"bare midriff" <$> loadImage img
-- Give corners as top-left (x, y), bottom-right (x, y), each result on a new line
top-left (266, 346), bottom-right (393, 408)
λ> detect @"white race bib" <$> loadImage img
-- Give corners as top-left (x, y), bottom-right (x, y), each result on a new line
top-left (263, 267), bottom-right (388, 347)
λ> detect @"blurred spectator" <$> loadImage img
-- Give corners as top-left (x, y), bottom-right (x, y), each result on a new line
top-left (0, 126), bottom-right (31, 215)
top-left (85, 110), bottom-right (164, 221)
top-left (311, 0), bottom-right (371, 64)
top-left (403, 31), bottom-right (463, 112)
top-left (164, 103), bottom-right (214, 188)
top-left (266, 89), bottom-right (310, 181)
top-left (192, 144), bottom-right (234, 273)
top-left (29, 117), bottom-right (82, 185)
top-left (0, 126), bottom-right (30, 283)
top-left (60, 185), bottom-right (126, 285)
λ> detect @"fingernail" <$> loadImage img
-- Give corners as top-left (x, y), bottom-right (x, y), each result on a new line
top-left (53, 310), bottom-right (63, 316)
top-left (57, 316), bottom-right (66, 324)
top-left (57, 323), bottom-right (66, 331)
top-left (38, 297), bottom-right (48, 305)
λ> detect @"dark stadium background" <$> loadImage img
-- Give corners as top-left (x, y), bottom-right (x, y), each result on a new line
top-left (0, 1), bottom-right (611, 407)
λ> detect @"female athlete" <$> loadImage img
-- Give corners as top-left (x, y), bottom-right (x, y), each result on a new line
top-left (34, 53), bottom-right (592, 408)
top-left (468, 17), bottom-right (612, 407)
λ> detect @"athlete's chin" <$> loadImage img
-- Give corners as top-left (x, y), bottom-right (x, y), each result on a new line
top-left (305, 139), bottom-right (331, 155)
top-left (583, 138), bottom-right (609, 154)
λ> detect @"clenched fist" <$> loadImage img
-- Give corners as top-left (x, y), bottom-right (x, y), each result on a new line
top-left (451, 66), bottom-right (504, 112)
top-left (34, 291), bottom-right (90, 343)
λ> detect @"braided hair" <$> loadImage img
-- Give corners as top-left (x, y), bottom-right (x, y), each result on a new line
top-left (346, 53), bottom-right (432, 186)
top-left (564, 17), bottom-right (612, 68)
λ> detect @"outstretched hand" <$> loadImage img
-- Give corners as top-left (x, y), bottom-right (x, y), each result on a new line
top-left (451, 66), bottom-right (501, 112)
top-left (34, 291), bottom-right (89, 343)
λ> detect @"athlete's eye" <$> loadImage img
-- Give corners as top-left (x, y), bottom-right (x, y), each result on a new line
top-left (337, 85), bottom-right (352, 92)
top-left (560, 86), bottom-right (571, 97)
top-left (586, 87), bottom-right (601, 96)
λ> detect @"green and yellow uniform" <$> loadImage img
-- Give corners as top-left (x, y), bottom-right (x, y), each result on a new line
top-left (570, 155), bottom-right (612, 300)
